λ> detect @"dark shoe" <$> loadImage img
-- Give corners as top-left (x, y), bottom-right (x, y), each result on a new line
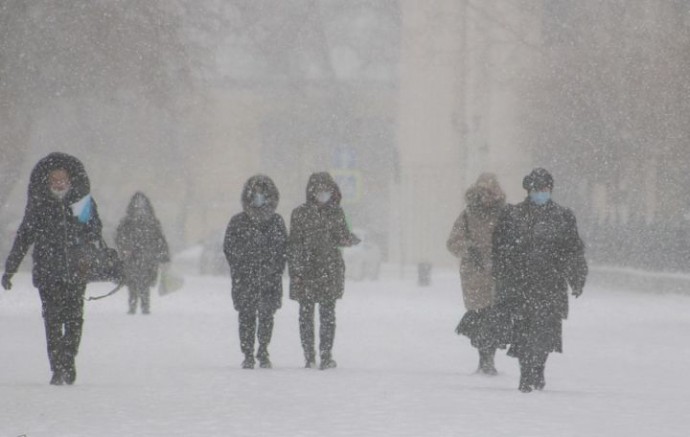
top-left (50, 371), bottom-right (64, 386)
top-left (319, 358), bottom-right (337, 370)
top-left (142, 308), bottom-right (150, 315)
top-left (258, 357), bottom-right (272, 369)
top-left (305, 360), bottom-right (317, 369)
top-left (241, 356), bottom-right (255, 369)
top-left (127, 308), bottom-right (136, 315)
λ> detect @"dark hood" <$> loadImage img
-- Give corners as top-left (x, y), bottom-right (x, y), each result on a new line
top-left (28, 152), bottom-right (90, 206)
top-left (125, 191), bottom-right (157, 221)
top-left (305, 172), bottom-right (342, 207)
top-left (241, 174), bottom-right (279, 221)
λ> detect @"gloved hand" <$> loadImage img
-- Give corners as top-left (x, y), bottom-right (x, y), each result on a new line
top-left (2, 273), bottom-right (13, 290)
top-left (467, 246), bottom-right (483, 269)
top-left (572, 287), bottom-right (583, 298)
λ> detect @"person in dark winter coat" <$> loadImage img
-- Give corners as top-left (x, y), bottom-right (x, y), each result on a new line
top-left (447, 173), bottom-right (509, 375)
top-left (224, 175), bottom-right (287, 369)
top-left (2, 152), bottom-right (104, 385)
top-left (492, 168), bottom-right (588, 392)
top-left (115, 192), bottom-right (170, 315)
top-left (287, 172), bottom-right (360, 370)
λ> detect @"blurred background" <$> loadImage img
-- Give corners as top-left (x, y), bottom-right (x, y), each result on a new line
top-left (1, 0), bottom-right (689, 273)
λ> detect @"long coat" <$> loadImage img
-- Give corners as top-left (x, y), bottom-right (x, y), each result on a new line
top-left (4, 152), bottom-right (103, 290)
top-left (224, 175), bottom-right (287, 312)
top-left (287, 172), bottom-right (358, 303)
top-left (492, 197), bottom-right (588, 354)
top-left (447, 174), bottom-right (506, 311)
top-left (115, 192), bottom-right (170, 289)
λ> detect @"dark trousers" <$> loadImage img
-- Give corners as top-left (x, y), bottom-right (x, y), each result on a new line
top-left (238, 305), bottom-right (276, 358)
top-left (299, 300), bottom-right (336, 361)
top-left (128, 285), bottom-right (151, 313)
top-left (39, 284), bottom-right (85, 373)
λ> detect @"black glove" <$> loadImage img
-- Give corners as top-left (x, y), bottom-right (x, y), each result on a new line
top-left (572, 287), bottom-right (583, 298)
top-left (2, 273), bottom-right (13, 290)
top-left (467, 246), bottom-right (483, 269)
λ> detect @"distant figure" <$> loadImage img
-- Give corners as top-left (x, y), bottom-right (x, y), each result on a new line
top-left (492, 168), bottom-right (588, 392)
top-left (115, 192), bottom-right (170, 315)
top-left (2, 152), bottom-right (105, 385)
top-left (224, 175), bottom-right (287, 369)
top-left (447, 173), bottom-right (509, 375)
top-left (287, 172), bottom-right (360, 370)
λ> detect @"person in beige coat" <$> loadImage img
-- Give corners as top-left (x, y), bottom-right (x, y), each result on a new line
top-left (447, 173), bottom-right (508, 375)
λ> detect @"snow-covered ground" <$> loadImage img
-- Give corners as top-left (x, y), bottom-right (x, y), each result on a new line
top-left (1, 266), bottom-right (689, 437)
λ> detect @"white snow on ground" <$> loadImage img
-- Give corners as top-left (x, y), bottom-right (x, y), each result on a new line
top-left (1, 266), bottom-right (690, 437)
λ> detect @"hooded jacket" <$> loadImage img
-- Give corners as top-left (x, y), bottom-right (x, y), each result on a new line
top-left (287, 172), bottom-right (358, 303)
top-left (4, 152), bottom-right (103, 289)
top-left (115, 192), bottom-right (170, 289)
top-left (224, 175), bottom-right (287, 311)
top-left (447, 173), bottom-right (507, 311)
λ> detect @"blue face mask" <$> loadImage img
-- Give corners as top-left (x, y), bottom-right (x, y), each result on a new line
top-left (529, 191), bottom-right (551, 205)
top-left (251, 193), bottom-right (267, 207)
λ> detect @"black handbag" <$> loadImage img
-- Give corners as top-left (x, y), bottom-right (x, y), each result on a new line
top-left (79, 237), bottom-right (124, 283)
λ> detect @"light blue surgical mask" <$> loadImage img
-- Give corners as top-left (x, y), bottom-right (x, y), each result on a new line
top-left (251, 192), bottom-right (267, 207)
top-left (529, 191), bottom-right (551, 205)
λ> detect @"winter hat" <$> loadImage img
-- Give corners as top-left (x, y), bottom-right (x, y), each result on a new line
top-left (522, 168), bottom-right (554, 191)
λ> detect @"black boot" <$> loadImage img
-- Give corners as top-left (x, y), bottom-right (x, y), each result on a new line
top-left (533, 366), bottom-right (545, 390)
top-left (256, 346), bottom-right (272, 369)
top-left (519, 371), bottom-right (533, 393)
top-left (62, 355), bottom-right (76, 385)
top-left (319, 351), bottom-right (337, 370)
top-left (50, 371), bottom-right (64, 386)
top-left (241, 354), bottom-right (255, 369)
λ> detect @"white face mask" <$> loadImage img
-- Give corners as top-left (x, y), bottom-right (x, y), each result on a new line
top-left (316, 191), bottom-right (332, 204)
top-left (51, 187), bottom-right (69, 200)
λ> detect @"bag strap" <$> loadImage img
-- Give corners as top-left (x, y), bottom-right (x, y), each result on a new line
top-left (86, 280), bottom-right (125, 301)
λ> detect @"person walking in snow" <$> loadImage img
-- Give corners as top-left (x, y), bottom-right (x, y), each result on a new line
top-left (2, 152), bottom-right (105, 385)
top-left (115, 191), bottom-right (170, 315)
top-left (287, 172), bottom-right (360, 370)
top-left (492, 168), bottom-right (588, 392)
top-left (447, 173), bottom-right (510, 375)
top-left (224, 175), bottom-right (287, 369)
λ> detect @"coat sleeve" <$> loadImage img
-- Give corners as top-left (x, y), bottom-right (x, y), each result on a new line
top-left (4, 205), bottom-right (37, 274)
top-left (287, 209), bottom-right (306, 278)
top-left (332, 207), bottom-right (358, 248)
top-left (447, 211), bottom-right (469, 258)
top-left (560, 209), bottom-right (588, 291)
top-left (269, 215), bottom-right (288, 276)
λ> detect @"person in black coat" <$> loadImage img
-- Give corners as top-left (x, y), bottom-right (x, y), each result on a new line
top-left (492, 168), bottom-right (588, 392)
top-left (287, 172), bottom-right (360, 370)
top-left (2, 152), bottom-right (104, 385)
top-left (115, 192), bottom-right (170, 315)
top-left (224, 175), bottom-right (287, 369)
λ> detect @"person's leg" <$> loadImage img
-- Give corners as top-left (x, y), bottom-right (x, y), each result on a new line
top-left (238, 307), bottom-right (257, 368)
top-left (43, 313), bottom-right (64, 384)
top-left (256, 305), bottom-right (275, 368)
top-left (127, 286), bottom-right (137, 314)
top-left (533, 352), bottom-right (549, 390)
top-left (319, 300), bottom-right (337, 369)
top-left (478, 346), bottom-right (498, 375)
top-left (140, 286), bottom-right (151, 314)
top-left (60, 289), bottom-right (85, 385)
top-left (299, 301), bottom-right (316, 367)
